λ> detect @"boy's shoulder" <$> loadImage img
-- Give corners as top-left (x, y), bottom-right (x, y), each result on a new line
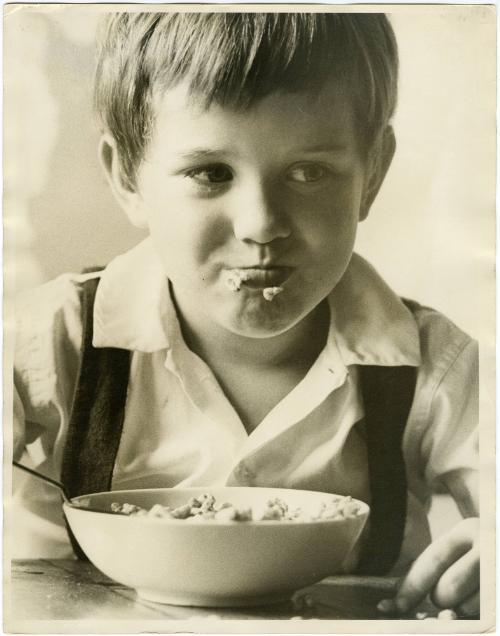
top-left (332, 255), bottom-right (475, 374)
top-left (15, 270), bottom-right (101, 318)
top-left (14, 270), bottom-right (102, 350)
top-left (13, 240), bottom-right (167, 357)
top-left (13, 271), bottom-right (104, 404)
top-left (403, 298), bottom-right (477, 384)
top-left (404, 298), bottom-right (474, 347)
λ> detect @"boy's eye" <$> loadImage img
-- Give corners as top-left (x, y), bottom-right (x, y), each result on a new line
top-left (185, 164), bottom-right (233, 186)
top-left (287, 164), bottom-right (328, 183)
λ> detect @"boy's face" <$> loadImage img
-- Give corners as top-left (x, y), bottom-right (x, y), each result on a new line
top-left (118, 80), bottom-right (391, 338)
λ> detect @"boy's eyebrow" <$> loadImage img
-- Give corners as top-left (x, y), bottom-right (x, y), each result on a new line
top-left (176, 144), bottom-right (349, 162)
top-left (176, 148), bottom-right (234, 161)
top-left (299, 143), bottom-right (349, 154)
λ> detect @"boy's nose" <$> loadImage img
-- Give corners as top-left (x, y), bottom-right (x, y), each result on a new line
top-left (232, 183), bottom-right (291, 245)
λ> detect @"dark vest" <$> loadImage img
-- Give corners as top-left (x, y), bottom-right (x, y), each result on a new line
top-left (61, 275), bottom-right (417, 575)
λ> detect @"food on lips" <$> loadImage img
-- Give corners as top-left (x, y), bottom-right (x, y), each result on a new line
top-left (225, 270), bottom-right (284, 301)
top-left (111, 493), bottom-right (362, 522)
top-left (225, 270), bottom-right (250, 292)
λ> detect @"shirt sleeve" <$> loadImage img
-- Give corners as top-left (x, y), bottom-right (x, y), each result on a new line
top-left (419, 336), bottom-right (479, 515)
top-left (13, 274), bottom-right (85, 463)
top-left (402, 303), bottom-right (479, 520)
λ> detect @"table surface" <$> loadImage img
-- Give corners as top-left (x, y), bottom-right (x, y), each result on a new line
top-left (7, 559), bottom-right (466, 628)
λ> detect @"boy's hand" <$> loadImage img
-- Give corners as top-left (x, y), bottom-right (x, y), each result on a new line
top-left (378, 518), bottom-right (479, 617)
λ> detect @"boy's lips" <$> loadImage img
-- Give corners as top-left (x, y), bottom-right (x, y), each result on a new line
top-left (226, 266), bottom-right (293, 289)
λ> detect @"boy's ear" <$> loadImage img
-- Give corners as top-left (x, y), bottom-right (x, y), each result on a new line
top-left (359, 126), bottom-right (396, 221)
top-left (98, 134), bottom-right (149, 229)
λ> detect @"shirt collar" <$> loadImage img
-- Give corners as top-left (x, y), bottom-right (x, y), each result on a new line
top-left (93, 240), bottom-right (421, 367)
top-left (326, 253), bottom-right (421, 367)
top-left (93, 238), bottom-right (172, 352)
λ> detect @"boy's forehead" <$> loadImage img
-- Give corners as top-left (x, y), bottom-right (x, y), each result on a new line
top-left (151, 79), bottom-right (357, 153)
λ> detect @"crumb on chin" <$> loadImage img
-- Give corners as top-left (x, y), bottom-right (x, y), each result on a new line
top-left (262, 286), bottom-right (283, 301)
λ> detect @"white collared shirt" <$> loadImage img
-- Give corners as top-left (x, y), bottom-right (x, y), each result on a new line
top-left (12, 239), bottom-right (478, 569)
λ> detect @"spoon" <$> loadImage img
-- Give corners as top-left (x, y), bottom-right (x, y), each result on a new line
top-left (13, 461), bottom-right (125, 515)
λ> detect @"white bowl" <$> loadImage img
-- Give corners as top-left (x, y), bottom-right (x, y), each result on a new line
top-left (64, 486), bottom-right (369, 607)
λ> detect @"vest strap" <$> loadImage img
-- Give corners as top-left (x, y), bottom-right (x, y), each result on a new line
top-left (355, 364), bottom-right (416, 574)
top-left (61, 274), bottom-right (130, 558)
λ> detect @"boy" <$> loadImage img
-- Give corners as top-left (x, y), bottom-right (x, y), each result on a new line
top-left (13, 12), bottom-right (478, 616)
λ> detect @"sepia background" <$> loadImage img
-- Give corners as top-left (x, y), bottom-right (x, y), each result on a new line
top-left (4, 5), bottom-right (496, 540)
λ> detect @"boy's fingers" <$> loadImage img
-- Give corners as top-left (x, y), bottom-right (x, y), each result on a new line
top-left (393, 527), bottom-right (474, 612)
top-left (377, 590), bottom-right (481, 618)
top-left (456, 591), bottom-right (480, 617)
top-left (430, 548), bottom-right (479, 609)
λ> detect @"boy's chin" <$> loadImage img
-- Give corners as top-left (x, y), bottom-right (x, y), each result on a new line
top-left (221, 300), bottom-right (311, 340)
top-left (227, 321), bottom-right (297, 340)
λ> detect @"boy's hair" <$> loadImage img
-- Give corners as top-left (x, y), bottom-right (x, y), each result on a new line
top-left (95, 12), bottom-right (398, 188)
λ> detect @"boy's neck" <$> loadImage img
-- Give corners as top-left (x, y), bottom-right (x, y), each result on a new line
top-left (171, 290), bottom-right (330, 371)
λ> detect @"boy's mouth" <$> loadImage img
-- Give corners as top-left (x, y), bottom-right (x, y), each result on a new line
top-left (224, 267), bottom-right (293, 291)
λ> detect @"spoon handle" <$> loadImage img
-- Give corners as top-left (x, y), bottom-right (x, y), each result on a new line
top-left (13, 460), bottom-right (71, 504)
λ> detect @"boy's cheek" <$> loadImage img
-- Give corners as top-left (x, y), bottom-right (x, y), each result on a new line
top-left (149, 199), bottom-right (229, 252)
top-left (149, 234), bottom-right (222, 289)
top-left (194, 218), bottom-right (234, 263)
top-left (300, 215), bottom-right (358, 262)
